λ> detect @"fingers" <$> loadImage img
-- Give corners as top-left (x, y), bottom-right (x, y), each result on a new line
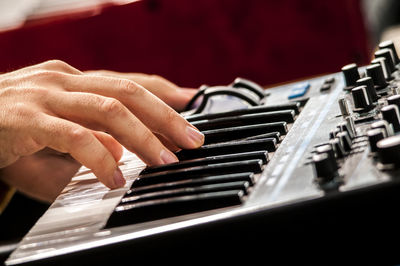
top-left (85, 71), bottom-right (196, 111)
top-left (58, 75), bottom-right (205, 150)
top-left (34, 114), bottom-right (125, 189)
top-left (44, 91), bottom-right (179, 166)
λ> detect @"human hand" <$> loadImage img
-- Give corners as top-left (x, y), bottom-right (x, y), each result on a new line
top-left (0, 60), bottom-right (204, 201)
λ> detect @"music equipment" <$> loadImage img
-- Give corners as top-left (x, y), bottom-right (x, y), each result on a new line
top-left (5, 40), bottom-right (400, 265)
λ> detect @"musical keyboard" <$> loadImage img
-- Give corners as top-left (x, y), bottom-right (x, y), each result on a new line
top-left (6, 40), bottom-right (400, 265)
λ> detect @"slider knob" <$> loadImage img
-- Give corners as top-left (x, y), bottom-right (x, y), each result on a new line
top-left (366, 64), bottom-right (388, 89)
top-left (341, 63), bottom-right (360, 89)
top-left (351, 85), bottom-right (373, 112)
top-left (377, 135), bottom-right (400, 168)
top-left (381, 104), bottom-right (400, 132)
top-left (312, 153), bottom-right (339, 182)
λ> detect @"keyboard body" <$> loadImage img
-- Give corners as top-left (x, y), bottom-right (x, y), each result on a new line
top-left (6, 68), bottom-right (400, 265)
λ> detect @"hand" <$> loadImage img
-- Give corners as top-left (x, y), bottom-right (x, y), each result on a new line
top-left (0, 60), bottom-right (204, 201)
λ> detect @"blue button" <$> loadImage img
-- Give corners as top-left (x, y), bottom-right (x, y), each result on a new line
top-left (288, 82), bottom-right (310, 99)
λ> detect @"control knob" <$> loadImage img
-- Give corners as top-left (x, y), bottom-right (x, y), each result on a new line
top-left (312, 153), bottom-right (339, 182)
top-left (377, 135), bottom-right (400, 169)
top-left (366, 64), bottom-right (388, 89)
top-left (379, 40), bottom-right (400, 65)
top-left (351, 85), bottom-right (374, 112)
top-left (381, 104), bottom-right (400, 132)
top-left (367, 128), bottom-right (387, 153)
top-left (375, 48), bottom-right (396, 74)
top-left (356, 77), bottom-right (378, 103)
top-left (341, 63), bottom-right (360, 89)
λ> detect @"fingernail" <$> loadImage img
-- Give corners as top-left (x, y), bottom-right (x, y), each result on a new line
top-left (186, 126), bottom-right (204, 146)
top-left (160, 149), bottom-right (179, 164)
top-left (113, 167), bottom-right (125, 187)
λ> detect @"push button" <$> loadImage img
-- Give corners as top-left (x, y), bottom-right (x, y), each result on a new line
top-left (288, 82), bottom-right (310, 99)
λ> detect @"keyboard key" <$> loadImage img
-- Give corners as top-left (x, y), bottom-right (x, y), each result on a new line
top-left (142, 151), bottom-right (269, 174)
top-left (176, 138), bottom-right (277, 160)
top-left (122, 181), bottom-right (250, 203)
top-left (105, 190), bottom-right (244, 227)
top-left (185, 103), bottom-right (300, 122)
top-left (191, 113), bottom-right (291, 131)
top-left (203, 124), bottom-right (281, 144)
top-left (127, 172), bottom-right (255, 195)
top-left (134, 160), bottom-right (263, 187)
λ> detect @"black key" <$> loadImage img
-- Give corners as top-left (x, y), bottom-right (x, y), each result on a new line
top-left (176, 138), bottom-right (277, 160)
top-left (203, 124), bottom-right (281, 144)
top-left (244, 132), bottom-right (280, 141)
top-left (142, 151), bottom-right (269, 175)
top-left (106, 190), bottom-right (244, 227)
top-left (185, 103), bottom-right (301, 122)
top-left (122, 181), bottom-right (250, 203)
top-left (191, 114), bottom-right (290, 132)
top-left (127, 172), bottom-right (255, 195)
top-left (134, 159), bottom-right (263, 187)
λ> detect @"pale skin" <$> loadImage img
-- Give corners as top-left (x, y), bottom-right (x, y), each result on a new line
top-left (0, 60), bottom-right (204, 202)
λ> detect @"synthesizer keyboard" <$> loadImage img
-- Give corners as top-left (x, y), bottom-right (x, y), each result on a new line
top-left (6, 40), bottom-right (400, 265)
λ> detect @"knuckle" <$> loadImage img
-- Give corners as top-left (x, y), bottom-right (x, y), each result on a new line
top-left (117, 79), bottom-right (143, 97)
top-left (42, 59), bottom-right (69, 69)
top-left (164, 107), bottom-right (179, 125)
top-left (67, 127), bottom-right (91, 147)
top-left (33, 70), bottom-right (65, 80)
top-left (99, 97), bottom-right (126, 119)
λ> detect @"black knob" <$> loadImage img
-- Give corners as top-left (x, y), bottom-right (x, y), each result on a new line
top-left (312, 153), bottom-right (339, 181)
top-left (387, 95), bottom-right (400, 110)
top-left (377, 135), bottom-right (400, 168)
top-left (329, 138), bottom-right (346, 158)
top-left (329, 128), bottom-right (341, 140)
top-left (379, 40), bottom-right (400, 65)
top-left (371, 120), bottom-right (393, 137)
top-left (341, 63), bottom-right (360, 89)
top-left (366, 64), bottom-right (388, 89)
top-left (336, 131), bottom-right (352, 152)
top-left (371, 58), bottom-right (392, 80)
top-left (351, 85), bottom-right (374, 112)
top-left (375, 48), bottom-right (396, 74)
top-left (367, 128), bottom-right (387, 153)
top-left (315, 144), bottom-right (337, 168)
top-left (356, 77), bottom-right (378, 103)
top-left (381, 104), bottom-right (400, 132)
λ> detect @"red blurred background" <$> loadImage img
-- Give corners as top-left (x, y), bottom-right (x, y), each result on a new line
top-left (0, 0), bottom-right (371, 88)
